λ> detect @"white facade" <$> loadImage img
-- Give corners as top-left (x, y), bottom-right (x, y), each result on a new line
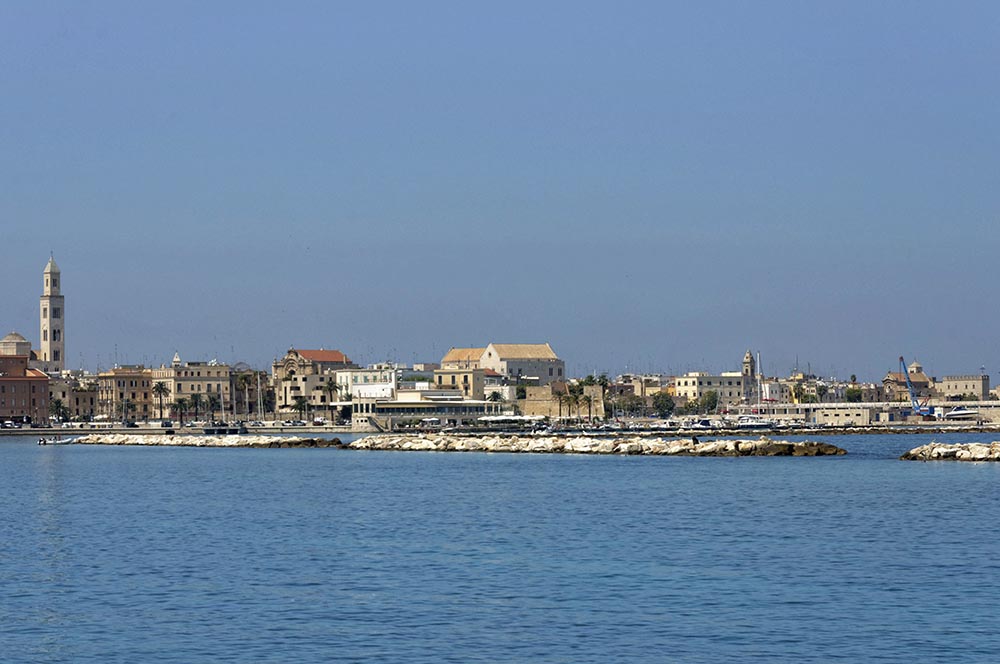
top-left (39, 257), bottom-right (65, 373)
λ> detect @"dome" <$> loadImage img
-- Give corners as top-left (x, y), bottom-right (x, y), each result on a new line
top-left (44, 256), bottom-right (60, 273)
top-left (2, 331), bottom-right (28, 343)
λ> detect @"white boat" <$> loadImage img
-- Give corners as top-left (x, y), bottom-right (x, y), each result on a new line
top-left (38, 436), bottom-right (79, 445)
top-left (737, 415), bottom-right (778, 429)
top-left (943, 407), bottom-right (979, 420)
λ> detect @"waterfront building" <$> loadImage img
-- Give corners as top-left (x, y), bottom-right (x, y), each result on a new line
top-left (936, 374), bottom-right (990, 401)
top-left (0, 352), bottom-right (49, 423)
top-left (479, 343), bottom-right (565, 386)
top-left (335, 367), bottom-right (397, 400)
top-left (97, 365), bottom-right (153, 422)
top-left (674, 372), bottom-right (747, 407)
top-left (49, 374), bottom-right (98, 421)
top-left (433, 367), bottom-right (486, 400)
top-left (151, 354), bottom-right (233, 419)
top-left (351, 388), bottom-right (501, 431)
top-left (0, 331), bottom-right (33, 358)
top-left (38, 257), bottom-right (65, 374)
top-left (440, 348), bottom-right (485, 370)
top-left (272, 348), bottom-right (357, 411)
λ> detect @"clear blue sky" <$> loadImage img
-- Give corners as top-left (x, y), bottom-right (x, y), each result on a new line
top-left (2, 2), bottom-right (997, 380)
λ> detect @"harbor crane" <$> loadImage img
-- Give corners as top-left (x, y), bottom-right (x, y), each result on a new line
top-left (899, 356), bottom-right (934, 417)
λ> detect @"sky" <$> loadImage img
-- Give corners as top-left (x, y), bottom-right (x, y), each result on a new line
top-left (1, 1), bottom-right (998, 381)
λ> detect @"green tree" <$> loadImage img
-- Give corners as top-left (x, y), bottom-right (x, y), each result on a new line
top-left (189, 393), bottom-right (204, 420)
top-left (850, 374), bottom-right (857, 384)
top-left (152, 381), bottom-right (170, 420)
top-left (292, 396), bottom-right (309, 421)
top-left (580, 394), bottom-right (593, 421)
top-left (844, 387), bottom-right (863, 403)
top-left (651, 392), bottom-right (675, 418)
top-left (323, 378), bottom-right (340, 424)
top-left (816, 384), bottom-right (829, 402)
top-left (50, 398), bottom-right (70, 423)
top-left (698, 390), bottom-right (718, 414)
top-left (237, 372), bottom-right (254, 416)
top-left (172, 398), bottom-right (189, 426)
top-left (207, 394), bottom-right (221, 422)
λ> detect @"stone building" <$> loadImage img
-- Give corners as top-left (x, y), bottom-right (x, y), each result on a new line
top-left (936, 375), bottom-right (990, 401)
top-left (479, 343), bottom-right (565, 386)
top-left (440, 348), bottom-right (485, 370)
top-left (97, 365), bottom-right (153, 421)
top-left (272, 348), bottom-right (356, 411)
top-left (151, 353), bottom-right (233, 418)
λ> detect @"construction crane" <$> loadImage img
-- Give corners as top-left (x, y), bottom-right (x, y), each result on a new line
top-left (899, 356), bottom-right (933, 417)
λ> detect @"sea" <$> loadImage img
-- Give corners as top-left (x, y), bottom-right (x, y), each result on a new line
top-left (2, 432), bottom-right (999, 663)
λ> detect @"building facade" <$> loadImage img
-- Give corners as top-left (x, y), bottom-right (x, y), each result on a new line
top-left (151, 354), bottom-right (233, 419)
top-left (0, 354), bottom-right (49, 423)
top-left (479, 343), bottom-right (565, 386)
top-left (97, 366), bottom-right (153, 421)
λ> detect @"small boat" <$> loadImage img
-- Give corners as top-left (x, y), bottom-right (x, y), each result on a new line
top-left (38, 436), bottom-right (78, 445)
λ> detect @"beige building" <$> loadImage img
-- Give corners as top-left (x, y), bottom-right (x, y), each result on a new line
top-left (518, 384), bottom-right (605, 420)
top-left (272, 348), bottom-right (356, 411)
top-left (98, 365), bottom-right (153, 421)
top-left (151, 354), bottom-right (233, 417)
top-left (49, 375), bottom-right (98, 421)
top-left (0, 353), bottom-right (49, 423)
top-left (479, 343), bottom-right (565, 386)
top-left (434, 367), bottom-right (486, 400)
top-left (936, 375), bottom-right (990, 400)
top-left (674, 372), bottom-right (746, 407)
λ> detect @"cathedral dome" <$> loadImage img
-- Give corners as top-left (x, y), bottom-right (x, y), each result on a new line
top-left (2, 331), bottom-right (28, 343)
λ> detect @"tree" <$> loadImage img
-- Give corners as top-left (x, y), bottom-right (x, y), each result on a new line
top-left (152, 382), bottom-right (170, 420)
top-left (237, 372), bottom-right (254, 416)
top-left (189, 393), bottom-right (204, 420)
top-left (323, 378), bottom-right (340, 424)
top-left (50, 398), bottom-right (70, 423)
top-left (850, 374), bottom-right (857, 384)
top-left (699, 390), bottom-right (718, 414)
top-left (580, 394), bottom-right (593, 421)
top-left (651, 392), bottom-right (675, 418)
top-left (816, 384), bottom-right (829, 402)
top-left (844, 387), bottom-right (863, 403)
top-left (207, 395), bottom-right (221, 422)
top-left (172, 398), bottom-right (189, 426)
top-left (292, 396), bottom-right (309, 421)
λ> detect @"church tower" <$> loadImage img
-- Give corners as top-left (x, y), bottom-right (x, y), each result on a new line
top-left (742, 349), bottom-right (756, 379)
top-left (40, 256), bottom-right (65, 373)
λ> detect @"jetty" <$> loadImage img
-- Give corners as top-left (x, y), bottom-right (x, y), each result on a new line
top-left (900, 441), bottom-right (1000, 462)
top-left (73, 434), bottom-right (341, 448)
top-left (348, 434), bottom-right (846, 457)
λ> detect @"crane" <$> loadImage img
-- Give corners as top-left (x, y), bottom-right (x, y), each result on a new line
top-left (899, 356), bottom-right (933, 417)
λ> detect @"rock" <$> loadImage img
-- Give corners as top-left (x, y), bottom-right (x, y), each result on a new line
top-left (901, 441), bottom-right (1000, 461)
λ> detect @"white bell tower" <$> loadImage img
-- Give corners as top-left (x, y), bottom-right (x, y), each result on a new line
top-left (40, 256), bottom-right (65, 373)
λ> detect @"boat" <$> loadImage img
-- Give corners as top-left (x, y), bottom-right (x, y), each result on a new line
top-left (737, 415), bottom-right (778, 429)
top-left (942, 406), bottom-right (979, 421)
top-left (38, 436), bottom-right (79, 445)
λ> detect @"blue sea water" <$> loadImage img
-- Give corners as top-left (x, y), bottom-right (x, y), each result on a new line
top-left (2, 432), bottom-right (999, 663)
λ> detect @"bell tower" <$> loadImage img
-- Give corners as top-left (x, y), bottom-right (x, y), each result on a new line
top-left (40, 256), bottom-right (65, 373)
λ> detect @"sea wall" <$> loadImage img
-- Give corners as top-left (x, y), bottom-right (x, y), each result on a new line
top-left (349, 434), bottom-right (846, 457)
top-left (73, 434), bottom-right (341, 448)
top-left (901, 442), bottom-right (1000, 461)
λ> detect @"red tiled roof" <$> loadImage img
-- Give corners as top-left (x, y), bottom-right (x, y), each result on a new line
top-left (484, 369), bottom-right (502, 377)
top-left (296, 349), bottom-right (351, 364)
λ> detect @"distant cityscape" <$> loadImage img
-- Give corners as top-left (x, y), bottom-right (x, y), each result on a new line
top-left (2, 258), bottom-right (996, 430)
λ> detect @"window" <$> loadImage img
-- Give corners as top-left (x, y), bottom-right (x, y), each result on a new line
top-left (53, 308), bottom-right (61, 319)
top-left (43, 329), bottom-right (47, 341)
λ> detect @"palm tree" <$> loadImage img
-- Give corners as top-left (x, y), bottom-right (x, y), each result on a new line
top-left (567, 393), bottom-right (579, 422)
top-left (208, 395), bottom-right (221, 422)
top-left (50, 398), bottom-right (70, 423)
top-left (237, 372), bottom-right (253, 416)
top-left (323, 378), bottom-right (339, 424)
top-left (152, 382), bottom-right (170, 421)
top-left (292, 396), bottom-right (310, 421)
top-left (580, 394), bottom-right (593, 421)
top-left (172, 398), bottom-right (189, 426)
top-left (189, 393), bottom-right (204, 420)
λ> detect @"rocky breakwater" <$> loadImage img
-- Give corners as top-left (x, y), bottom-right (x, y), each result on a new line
top-left (901, 441), bottom-right (1000, 462)
top-left (349, 434), bottom-right (846, 457)
top-left (74, 434), bottom-right (342, 448)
